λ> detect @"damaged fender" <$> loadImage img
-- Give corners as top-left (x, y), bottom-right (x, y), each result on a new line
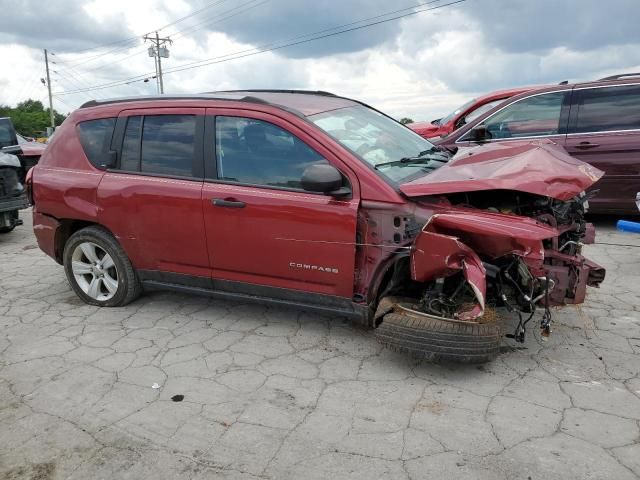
top-left (411, 231), bottom-right (486, 320)
top-left (410, 212), bottom-right (560, 320)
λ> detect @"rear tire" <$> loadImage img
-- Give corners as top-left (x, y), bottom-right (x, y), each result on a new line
top-left (375, 312), bottom-right (502, 364)
top-left (63, 226), bottom-right (141, 307)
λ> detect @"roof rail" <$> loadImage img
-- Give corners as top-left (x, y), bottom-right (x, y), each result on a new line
top-left (599, 72), bottom-right (640, 81)
top-left (218, 89), bottom-right (338, 97)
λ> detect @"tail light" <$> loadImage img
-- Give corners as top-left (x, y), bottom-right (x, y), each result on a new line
top-left (25, 166), bottom-right (34, 205)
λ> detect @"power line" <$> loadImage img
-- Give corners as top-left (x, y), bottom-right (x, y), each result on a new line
top-left (56, 0), bottom-right (233, 64)
top-left (69, 0), bottom-right (266, 74)
top-left (168, 0), bottom-right (269, 40)
top-left (156, 0), bottom-right (231, 32)
top-left (167, 0), bottom-right (446, 73)
top-left (53, 0), bottom-right (467, 96)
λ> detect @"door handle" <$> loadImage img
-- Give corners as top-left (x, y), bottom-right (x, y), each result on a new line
top-left (212, 198), bottom-right (246, 208)
top-left (575, 141), bottom-right (600, 150)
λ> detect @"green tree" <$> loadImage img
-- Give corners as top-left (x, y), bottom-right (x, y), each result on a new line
top-left (399, 117), bottom-right (414, 125)
top-left (0, 99), bottom-right (67, 137)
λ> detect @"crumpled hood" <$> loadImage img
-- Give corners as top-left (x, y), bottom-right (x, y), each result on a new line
top-left (400, 140), bottom-right (604, 201)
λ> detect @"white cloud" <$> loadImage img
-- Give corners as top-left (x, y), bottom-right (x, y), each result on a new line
top-left (1, 0), bottom-right (639, 123)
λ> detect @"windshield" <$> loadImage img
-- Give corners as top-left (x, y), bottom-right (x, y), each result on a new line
top-left (438, 98), bottom-right (477, 125)
top-left (309, 105), bottom-right (438, 183)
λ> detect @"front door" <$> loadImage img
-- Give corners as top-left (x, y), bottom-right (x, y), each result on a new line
top-left (201, 110), bottom-right (359, 299)
top-left (565, 84), bottom-right (640, 213)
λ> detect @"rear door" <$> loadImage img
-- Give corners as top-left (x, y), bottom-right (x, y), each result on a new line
top-left (97, 108), bottom-right (211, 285)
top-left (565, 84), bottom-right (640, 213)
top-left (201, 109), bottom-right (360, 300)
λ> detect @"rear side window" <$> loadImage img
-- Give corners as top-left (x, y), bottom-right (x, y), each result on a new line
top-left (572, 85), bottom-right (640, 134)
top-left (77, 118), bottom-right (116, 168)
top-left (141, 115), bottom-right (196, 177)
top-left (116, 114), bottom-right (197, 177)
top-left (120, 116), bottom-right (142, 171)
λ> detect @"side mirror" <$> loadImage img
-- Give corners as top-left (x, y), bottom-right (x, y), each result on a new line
top-left (301, 164), bottom-right (350, 198)
top-left (470, 125), bottom-right (491, 142)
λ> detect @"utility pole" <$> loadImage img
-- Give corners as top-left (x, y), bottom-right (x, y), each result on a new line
top-left (144, 32), bottom-right (172, 94)
top-left (43, 49), bottom-right (55, 129)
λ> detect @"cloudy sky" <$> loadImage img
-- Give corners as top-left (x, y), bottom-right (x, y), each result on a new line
top-left (1, 0), bottom-right (639, 122)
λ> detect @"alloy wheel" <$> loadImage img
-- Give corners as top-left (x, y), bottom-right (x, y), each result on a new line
top-left (71, 241), bottom-right (119, 301)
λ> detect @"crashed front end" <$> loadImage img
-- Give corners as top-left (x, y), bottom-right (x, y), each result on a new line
top-left (407, 207), bottom-right (604, 341)
top-left (377, 141), bottom-right (605, 344)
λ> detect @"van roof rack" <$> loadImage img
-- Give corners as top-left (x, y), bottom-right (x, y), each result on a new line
top-left (599, 72), bottom-right (640, 81)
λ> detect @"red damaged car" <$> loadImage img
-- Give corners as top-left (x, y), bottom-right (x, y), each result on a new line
top-left (28, 91), bottom-right (605, 363)
top-left (408, 86), bottom-right (541, 140)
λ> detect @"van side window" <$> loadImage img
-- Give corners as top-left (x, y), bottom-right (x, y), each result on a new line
top-left (215, 116), bottom-right (326, 189)
top-left (77, 118), bottom-right (116, 168)
top-left (120, 116), bottom-right (142, 171)
top-left (141, 115), bottom-right (197, 177)
top-left (461, 91), bottom-right (568, 141)
top-left (572, 85), bottom-right (640, 134)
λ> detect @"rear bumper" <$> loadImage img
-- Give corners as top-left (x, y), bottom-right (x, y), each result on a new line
top-left (32, 209), bottom-right (61, 263)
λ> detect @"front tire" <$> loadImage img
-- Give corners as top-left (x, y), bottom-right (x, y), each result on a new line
top-left (63, 226), bottom-right (141, 306)
top-left (375, 312), bottom-right (502, 364)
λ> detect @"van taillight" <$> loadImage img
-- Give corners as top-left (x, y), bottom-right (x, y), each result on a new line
top-left (25, 167), bottom-right (34, 205)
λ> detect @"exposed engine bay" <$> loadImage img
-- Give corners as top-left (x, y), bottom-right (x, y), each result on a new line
top-left (369, 190), bottom-right (605, 344)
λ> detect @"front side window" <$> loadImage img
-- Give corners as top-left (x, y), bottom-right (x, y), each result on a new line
top-left (77, 118), bottom-right (116, 168)
top-left (572, 85), bottom-right (640, 134)
top-left (463, 99), bottom-right (505, 124)
top-left (215, 116), bottom-right (326, 189)
top-left (439, 98), bottom-right (476, 125)
top-left (461, 91), bottom-right (568, 141)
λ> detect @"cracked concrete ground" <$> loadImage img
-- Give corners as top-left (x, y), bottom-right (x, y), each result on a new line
top-left (1, 212), bottom-right (640, 480)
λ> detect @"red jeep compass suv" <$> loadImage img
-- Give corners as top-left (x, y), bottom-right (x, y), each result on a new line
top-left (29, 90), bottom-right (605, 363)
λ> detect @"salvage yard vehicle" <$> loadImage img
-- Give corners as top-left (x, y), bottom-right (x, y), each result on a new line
top-left (0, 118), bottom-right (30, 233)
top-left (437, 73), bottom-right (640, 214)
top-left (28, 91), bottom-right (605, 363)
top-left (408, 86), bottom-right (542, 140)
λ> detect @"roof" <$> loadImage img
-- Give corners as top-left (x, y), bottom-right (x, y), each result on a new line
top-left (474, 85), bottom-right (548, 102)
top-left (79, 90), bottom-right (358, 117)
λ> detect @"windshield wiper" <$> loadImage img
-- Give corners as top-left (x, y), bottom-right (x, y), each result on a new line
top-left (374, 147), bottom-right (450, 170)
